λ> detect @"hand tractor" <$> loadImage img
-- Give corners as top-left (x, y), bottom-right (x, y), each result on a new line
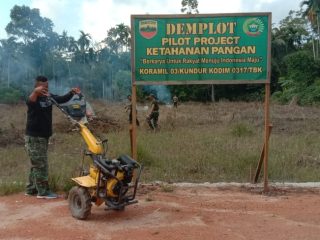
top-left (48, 94), bottom-right (142, 220)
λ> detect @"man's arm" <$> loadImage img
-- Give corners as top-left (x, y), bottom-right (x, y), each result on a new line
top-left (53, 91), bottom-right (74, 104)
top-left (53, 88), bottom-right (81, 104)
top-left (125, 104), bottom-right (131, 112)
top-left (28, 86), bottom-right (48, 102)
top-left (148, 103), bottom-right (155, 117)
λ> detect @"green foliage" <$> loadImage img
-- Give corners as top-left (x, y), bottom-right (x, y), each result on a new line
top-left (273, 51), bottom-right (320, 104)
top-left (271, 59), bottom-right (281, 92)
top-left (113, 70), bottom-right (131, 99)
top-left (300, 0), bottom-right (320, 28)
top-left (104, 23), bottom-right (131, 54)
top-left (231, 123), bottom-right (254, 137)
top-left (0, 4), bottom-right (319, 104)
top-left (136, 86), bottom-right (144, 100)
top-left (0, 181), bottom-right (24, 196)
top-left (137, 144), bottom-right (154, 167)
top-left (5, 5), bottom-right (55, 43)
top-left (0, 86), bottom-right (23, 103)
top-left (285, 51), bottom-right (319, 84)
top-left (275, 10), bottom-right (309, 53)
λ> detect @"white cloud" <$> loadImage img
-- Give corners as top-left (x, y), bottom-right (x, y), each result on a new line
top-left (30, 0), bottom-right (65, 19)
top-left (240, 0), bottom-right (301, 24)
top-left (26, 0), bottom-right (302, 41)
top-left (199, 0), bottom-right (242, 13)
top-left (79, 0), bottom-right (243, 41)
top-left (31, 0), bottom-right (82, 38)
top-left (80, 0), bottom-right (182, 42)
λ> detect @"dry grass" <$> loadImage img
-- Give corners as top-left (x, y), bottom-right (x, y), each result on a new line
top-left (1, 100), bottom-right (320, 195)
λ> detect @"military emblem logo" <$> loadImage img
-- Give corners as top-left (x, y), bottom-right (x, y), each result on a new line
top-left (139, 20), bottom-right (157, 39)
top-left (243, 18), bottom-right (265, 36)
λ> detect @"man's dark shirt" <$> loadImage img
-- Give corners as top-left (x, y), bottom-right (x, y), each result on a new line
top-left (25, 92), bottom-right (74, 138)
top-left (151, 100), bottom-right (159, 112)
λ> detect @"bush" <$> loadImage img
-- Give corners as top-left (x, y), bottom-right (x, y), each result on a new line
top-left (0, 86), bottom-right (23, 104)
top-left (273, 51), bottom-right (320, 105)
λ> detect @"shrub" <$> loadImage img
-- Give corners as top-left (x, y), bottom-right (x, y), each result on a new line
top-left (0, 86), bottom-right (23, 104)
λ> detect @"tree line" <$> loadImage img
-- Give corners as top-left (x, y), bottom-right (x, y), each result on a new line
top-left (0, 0), bottom-right (320, 105)
top-left (0, 5), bottom-right (132, 103)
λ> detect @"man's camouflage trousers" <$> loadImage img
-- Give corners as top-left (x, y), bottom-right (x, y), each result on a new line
top-left (25, 136), bottom-right (49, 196)
top-left (147, 111), bottom-right (159, 130)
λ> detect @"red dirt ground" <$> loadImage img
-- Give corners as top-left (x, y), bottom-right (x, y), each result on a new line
top-left (1, 184), bottom-right (320, 240)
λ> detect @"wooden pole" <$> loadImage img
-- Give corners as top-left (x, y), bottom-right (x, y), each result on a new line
top-left (211, 85), bottom-right (215, 102)
top-left (131, 84), bottom-right (138, 160)
top-left (253, 124), bottom-right (272, 183)
top-left (263, 83), bottom-right (271, 192)
top-left (263, 13), bottom-right (272, 192)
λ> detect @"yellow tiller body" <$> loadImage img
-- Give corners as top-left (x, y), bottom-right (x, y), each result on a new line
top-left (49, 95), bottom-right (142, 220)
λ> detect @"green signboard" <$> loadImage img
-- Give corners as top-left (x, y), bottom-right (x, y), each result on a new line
top-left (131, 13), bottom-right (271, 85)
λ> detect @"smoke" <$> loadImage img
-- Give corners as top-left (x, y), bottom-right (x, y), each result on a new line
top-left (143, 85), bottom-right (172, 103)
top-left (48, 79), bottom-right (72, 96)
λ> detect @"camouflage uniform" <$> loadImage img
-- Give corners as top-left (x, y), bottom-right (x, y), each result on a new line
top-left (127, 103), bottom-right (140, 126)
top-left (173, 96), bottom-right (178, 108)
top-left (25, 136), bottom-right (49, 196)
top-left (25, 90), bottom-right (74, 196)
top-left (147, 100), bottom-right (159, 130)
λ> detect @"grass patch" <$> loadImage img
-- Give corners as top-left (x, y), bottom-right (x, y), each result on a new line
top-left (1, 102), bottom-right (320, 195)
top-left (231, 122), bottom-right (254, 137)
top-left (2, 124), bottom-right (320, 195)
top-left (160, 184), bottom-right (175, 192)
top-left (0, 181), bottom-right (25, 196)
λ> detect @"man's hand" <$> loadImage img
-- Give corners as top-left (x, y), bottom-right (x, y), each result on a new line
top-left (71, 87), bottom-right (81, 95)
top-left (34, 85), bottom-right (48, 96)
top-left (29, 85), bottom-right (48, 102)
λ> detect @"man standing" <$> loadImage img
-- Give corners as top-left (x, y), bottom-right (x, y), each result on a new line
top-left (172, 95), bottom-right (179, 108)
top-left (125, 95), bottom-right (140, 157)
top-left (125, 95), bottom-right (140, 126)
top-left (146, 94), bottom-right (159, 130)
top-left (25, 76), bottom-right (80, 199)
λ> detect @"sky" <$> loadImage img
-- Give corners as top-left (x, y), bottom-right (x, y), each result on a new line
top-left (0, 0), bottom-right (303, 42)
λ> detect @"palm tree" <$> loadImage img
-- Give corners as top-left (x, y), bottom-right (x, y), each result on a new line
top-left (105, 24), bottom-right (131, 54)
top-left (78, 31), bottom-right (92, 63)
top-left (68, 37), bottom-right (79, 53)
top-left (301, 0), bottom-right (320, 58)
top-left (116, 23), bottom-right (130, 52)
top-left (301, 0), bottom-right (320, 25)
top-left (58, 31), bottom-right (69, 52)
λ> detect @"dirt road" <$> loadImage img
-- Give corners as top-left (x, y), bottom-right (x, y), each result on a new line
top-left (1, 184), bottom-right (320, 240)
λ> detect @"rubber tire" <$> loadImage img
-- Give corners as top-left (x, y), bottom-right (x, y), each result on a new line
top-left (68, 186), bottom-right (92, 220)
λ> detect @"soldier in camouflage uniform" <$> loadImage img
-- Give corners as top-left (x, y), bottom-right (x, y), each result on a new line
top-left (172, 95), bottom-right (179, 108)
top-left (25, 136), bottom-right (49, 197)
top-left (125, 95), bottom-right (140, 156)
top-left (125, 95), bottom-right (140, 126)
top-left (146, 94), bottom-right (159, 130)
top-left (25, 76), bottom-right (80, 199)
